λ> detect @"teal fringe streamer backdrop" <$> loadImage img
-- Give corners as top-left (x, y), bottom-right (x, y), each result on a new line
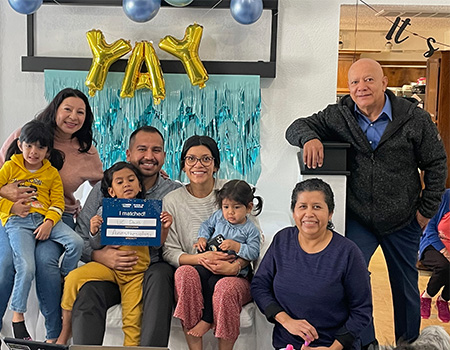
top-left (44, 70), bottom-right (261, 184)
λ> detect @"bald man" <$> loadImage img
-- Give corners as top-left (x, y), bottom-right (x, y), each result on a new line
top-left (286, 58), bottom-right (447, 349)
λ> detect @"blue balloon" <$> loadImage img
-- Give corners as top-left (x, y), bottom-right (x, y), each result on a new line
top-left (123, 0), bottom-right (161, 23)
top-left (230, 0), bottom-right (263, 25)
top-left (164, 0), bottom-right (193, 7)
top-left (8, 0), bottom-right (43, 15)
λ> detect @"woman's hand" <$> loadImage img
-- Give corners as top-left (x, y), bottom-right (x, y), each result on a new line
top-left (0, 181), bottom-right (36, 202)
top-left (11, 199), bottom-right (31, 217)
top-left (34, 220), bottom-right (53, 241)
top-left (90, 215), bottom-right (103, 235)
top-left (198, 252), bottom-right (239, 275)
top-left (92, 245), bottom-right (139, 271)
top-left (275, 312), bottom-right (318, 345)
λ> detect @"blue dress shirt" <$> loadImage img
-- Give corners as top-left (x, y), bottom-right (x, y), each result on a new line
top-left (355, 94), bottom-right (392, 149)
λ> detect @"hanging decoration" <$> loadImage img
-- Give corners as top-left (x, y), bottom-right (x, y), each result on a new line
top-left (85, 30), bottom-right (132, 97)
top-left (230, 0), bottom-right (263, 25)
top-left (358, 0), bottom-right (450, 58)
top-left (8, 0), bottom-right (42, 15)
top-left (164, 0), bottom-right (194, 7)
top-left (45, 70), bottom-right (261, 185)
top-left (85, 25), bottom-right (208, 98)
top-left (120, 41), bottom-right (166, 104)
top-left (159, 23), bottom-right (209, 89)
top-left (123, 0), bottom-right (161, 23)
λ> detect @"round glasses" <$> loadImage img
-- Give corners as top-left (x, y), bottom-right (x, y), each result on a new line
top-left (184, 155), bottom-right (214, 167)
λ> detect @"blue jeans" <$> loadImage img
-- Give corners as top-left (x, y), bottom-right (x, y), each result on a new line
top-left (0, 213), bottom-right (75, 337)
top-left (346, 217), bottom-right (421, 344)
top-left (4, 213), bottom-right (82, 337)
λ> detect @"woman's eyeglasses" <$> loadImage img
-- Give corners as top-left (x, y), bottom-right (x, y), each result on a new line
top-left (184, 155), bottom-right (214, 167)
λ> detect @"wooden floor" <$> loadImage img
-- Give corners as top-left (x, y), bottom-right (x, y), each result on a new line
top-left (370, 247), bottom-right (450, 345)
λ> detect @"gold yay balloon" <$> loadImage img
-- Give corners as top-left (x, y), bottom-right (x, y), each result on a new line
top-left (121, 41), bottom-right (166, 105)
top-left (159, 23), bottom-right (209, 89)
top-left (85, 30), bottom-right (132, 97)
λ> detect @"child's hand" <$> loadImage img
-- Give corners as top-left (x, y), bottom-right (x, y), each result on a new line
top-left (34, 219), bottom-right (53, 240)
top-left (194, 237), bottom-right (207, 252)
top-left (160, 211), bottom-right (173, 230)
top-left (160, 211), bottom-right (173, 244)
top-left (90, 215), bottom-right (103, 235)
top-left (11, 199), bottom-right (31, 217)
top-left (220, 239), bottom-right (240, 252)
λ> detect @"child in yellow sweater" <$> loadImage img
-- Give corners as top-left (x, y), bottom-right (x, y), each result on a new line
top-left (57, 162), bottom-right (172, 345)
top-left (0, 120), bottom-right (83, 340)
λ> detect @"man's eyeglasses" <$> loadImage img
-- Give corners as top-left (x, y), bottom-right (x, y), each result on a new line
top-left (184, 155), bottom-right (214, 167)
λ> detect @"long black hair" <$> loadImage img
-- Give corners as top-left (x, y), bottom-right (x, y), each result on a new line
top-left (5, 120), bottom-right (64, 170)
top-left (101, 162), bottom-right (145, 199)
top-left (36, 88), bottom-right (94, 153)
top-left (216, 179), bottom-right (263, 216)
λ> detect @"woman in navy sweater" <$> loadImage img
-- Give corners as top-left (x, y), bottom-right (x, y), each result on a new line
top-left (251, 178), bottom-right (372, 350)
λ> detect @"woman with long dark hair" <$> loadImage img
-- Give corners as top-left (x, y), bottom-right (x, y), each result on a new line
top-left (0, 88), bottom-right (103, 342)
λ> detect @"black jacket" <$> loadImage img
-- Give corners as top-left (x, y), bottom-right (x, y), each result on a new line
top-left (286, 90), bottom-right (447, 235)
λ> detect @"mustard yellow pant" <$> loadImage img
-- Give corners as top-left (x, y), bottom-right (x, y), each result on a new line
top-left (62, 262), bottom-right (144, 346)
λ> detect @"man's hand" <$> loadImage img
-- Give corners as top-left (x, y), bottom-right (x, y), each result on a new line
top-left (91, 245), bottom-right (139, 271)
top-left (416, 211), bottom-right (430, 230)
top-left (0, 181), bottom-right (36, 202)
top-left (11, 199), bottom-right (31, 217)
top-left (303, 139), bottom-right (324, 169)
top-left (34, 220), bottom-right (53, 240)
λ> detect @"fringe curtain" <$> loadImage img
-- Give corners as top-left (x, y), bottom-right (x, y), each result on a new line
top-left (44, 70), bottom-right (261, 184)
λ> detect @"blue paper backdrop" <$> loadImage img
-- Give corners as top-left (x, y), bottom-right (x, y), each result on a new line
top-left (44, 70), bottom-right (261, 184)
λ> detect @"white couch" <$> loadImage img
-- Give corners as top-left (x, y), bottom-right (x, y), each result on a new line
top-left (1, 210), bottom-right (291, 350)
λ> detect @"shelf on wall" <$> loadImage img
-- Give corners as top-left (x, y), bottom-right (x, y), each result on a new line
top-left (22, 0), bottom-right (278, 78)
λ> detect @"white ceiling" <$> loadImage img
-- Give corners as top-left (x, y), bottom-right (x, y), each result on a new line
top-left (340, 4), bottom-right (450, 31)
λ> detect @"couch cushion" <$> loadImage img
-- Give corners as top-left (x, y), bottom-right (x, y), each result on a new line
top-left (105, 302), bottom-right (256, 329)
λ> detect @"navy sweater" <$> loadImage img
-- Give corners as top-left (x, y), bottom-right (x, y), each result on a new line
top-left (251, 228), bottom-right (372, 350)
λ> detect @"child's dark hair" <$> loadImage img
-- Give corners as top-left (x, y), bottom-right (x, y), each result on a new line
top-left (101, 162), bottom-right (145, 199)
top-left (5, 120), bottom-right (65, 170)
top-left (216, 180), bottom-right (263, 216)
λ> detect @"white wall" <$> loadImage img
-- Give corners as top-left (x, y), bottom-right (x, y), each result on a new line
top-left (1, 0), bottom-right (449, 233)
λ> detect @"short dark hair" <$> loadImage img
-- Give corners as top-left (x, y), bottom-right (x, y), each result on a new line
top-left (101, 161), bottom-right (145, 199)
top-left (180, 135), bottom-right (220, 170)
top-left (129, 126), bottom-right (165, 149)
top-left (290, 178), bottom-right (335, 230)
top-left (216, 180), bottom-right (263, 216)
top-left (36, 88), bottom-right (94, 153)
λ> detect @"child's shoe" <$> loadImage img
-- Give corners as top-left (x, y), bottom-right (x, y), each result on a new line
top-left (420, 292), bottom-right (432, 319)
top-left (436, 297), bottom-right (450, 323)
top-left (12, 321), bottom-right (32, 340)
